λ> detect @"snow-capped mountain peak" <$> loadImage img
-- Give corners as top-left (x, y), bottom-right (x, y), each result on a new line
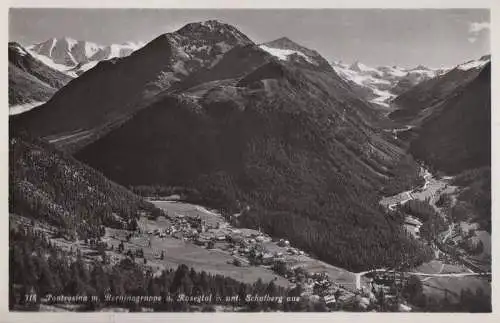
top-left (349, 61), bottom-right (380, 75)
top-left (331, 60), bottom-right (447, 108)
top-left (64, 37), bottom-right (78, 51)
top-left (26, 37), bottom-right (147, 76)
top-left (84, 41), bottom-right (101, 58)
top-left (410, 64), bottom-right (430, 71)
top-left (175, 19), bottom-right (253, 45)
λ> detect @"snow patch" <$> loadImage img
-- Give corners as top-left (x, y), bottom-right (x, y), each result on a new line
top-left (372, 89), bottom-right (396, 103)
top-left (369, 88), bottom-right (396, 107)
top-left (49, 38), bottom-right (56, 57)
top-left (175, 44), bottom-right (192, 60)
top-left (67, 51), bottom-right (78, 65)
top-left (350, 61), bottom-right (382, 76)
top-left (84, 42), bottom-right (101, 58)
top-left (259, 45), bottom-right (315, 64)
top-left (128, 41), bottom-right (146, 49)
top-left (334, 66), bottom-right (391, 87)
top-left (378, 66), bottom-right (407, 77)
top-left (78, 61), bottom-right (99, 73)
top-left (107, 44), bottom-right (122, 59)
top-left (26, 48), bottom-right (78, 77)
top-left (65, 37), bottom-right (77, 51)
top-left (12, 45), bottom-right (28, 57)
top-left (408, 69), bottom-right (435, 78)
top-left (10, 101), bottom-right (45, 115)
top-left (172, 60), bottom-right (189, 76)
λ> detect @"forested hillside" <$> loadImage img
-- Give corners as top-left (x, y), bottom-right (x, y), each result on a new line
top-left (410, 63), bottom-right (490, 174)
top-left (9, 130), bottom-right (158, 241)
top-left (451, 167), bottom-right (491, 232)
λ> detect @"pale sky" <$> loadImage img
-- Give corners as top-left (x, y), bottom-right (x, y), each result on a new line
top-left (9, 8), bottom-right (490, 68)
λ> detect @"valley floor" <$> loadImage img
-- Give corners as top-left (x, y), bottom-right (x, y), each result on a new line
top-left (376, 165), bottom-right (491, 303)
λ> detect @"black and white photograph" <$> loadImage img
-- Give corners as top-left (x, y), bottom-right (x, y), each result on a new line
top-left (6, 2), bottom-right (493, 315)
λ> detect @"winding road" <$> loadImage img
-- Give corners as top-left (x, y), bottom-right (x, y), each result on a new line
top-left (387, 191), bottom-right (413, 211)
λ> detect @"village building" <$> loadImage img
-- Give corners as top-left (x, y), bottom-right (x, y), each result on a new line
top-left (277, 239), bottom-right (290, 247)
top-left (262, 253), bottom-right (275, 265)
top-left (216, 234), bottom-right (226, 241)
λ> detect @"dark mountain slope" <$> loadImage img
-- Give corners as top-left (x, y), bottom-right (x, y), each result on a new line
top-left (451, 167), bottom-right (491, 232)
top-left (9, 129), bottom-right (158, 241)
top-left (409, 63), bottom-right (490, 174)
top-left (170, 43), bottom-right (273, 92)
top-left (11, 20), bottom-right (253, 139)
top-left (9, 42), bottom-right (72, 106)
top-left (76, 55), bottom-right (431, 271)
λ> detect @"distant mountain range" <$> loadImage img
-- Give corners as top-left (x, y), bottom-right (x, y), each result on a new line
top-left (12, 20), bottom-right (255, 144)
top-left (331, 60), bottom-right (448, 109)
top-left (26, 37), bottom-right (145, 76)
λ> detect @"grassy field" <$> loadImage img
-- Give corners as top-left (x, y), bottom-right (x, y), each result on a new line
top-left (440, 264), bottom-right (469, 274)
top-left (415, 260), bottom-right (443, 274)
top-left (105, 225), bottom-right (292, 287)
top-left (149, 200), bottom-right (225, 227)
top-left (415, 260), bottom-right (469, 275)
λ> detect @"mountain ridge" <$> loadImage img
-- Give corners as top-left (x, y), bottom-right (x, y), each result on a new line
top-left (395, 60), bottom-right (491, 174)
top-left (9, 42), bottom-right (72, 114)
top-left (27, 37), bottom-right (146, 73)
top-left (389, 54), bottom-right (490, 123)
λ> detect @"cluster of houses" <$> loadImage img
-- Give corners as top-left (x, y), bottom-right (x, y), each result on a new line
top-left (138, 210), bottom-right (415, 311)
top-left (145, 213), bottom-right (229, 242)
top-left (296, 270), bottom-right (412, 311)
top-left (288, 269), bottom-right (359, 309)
